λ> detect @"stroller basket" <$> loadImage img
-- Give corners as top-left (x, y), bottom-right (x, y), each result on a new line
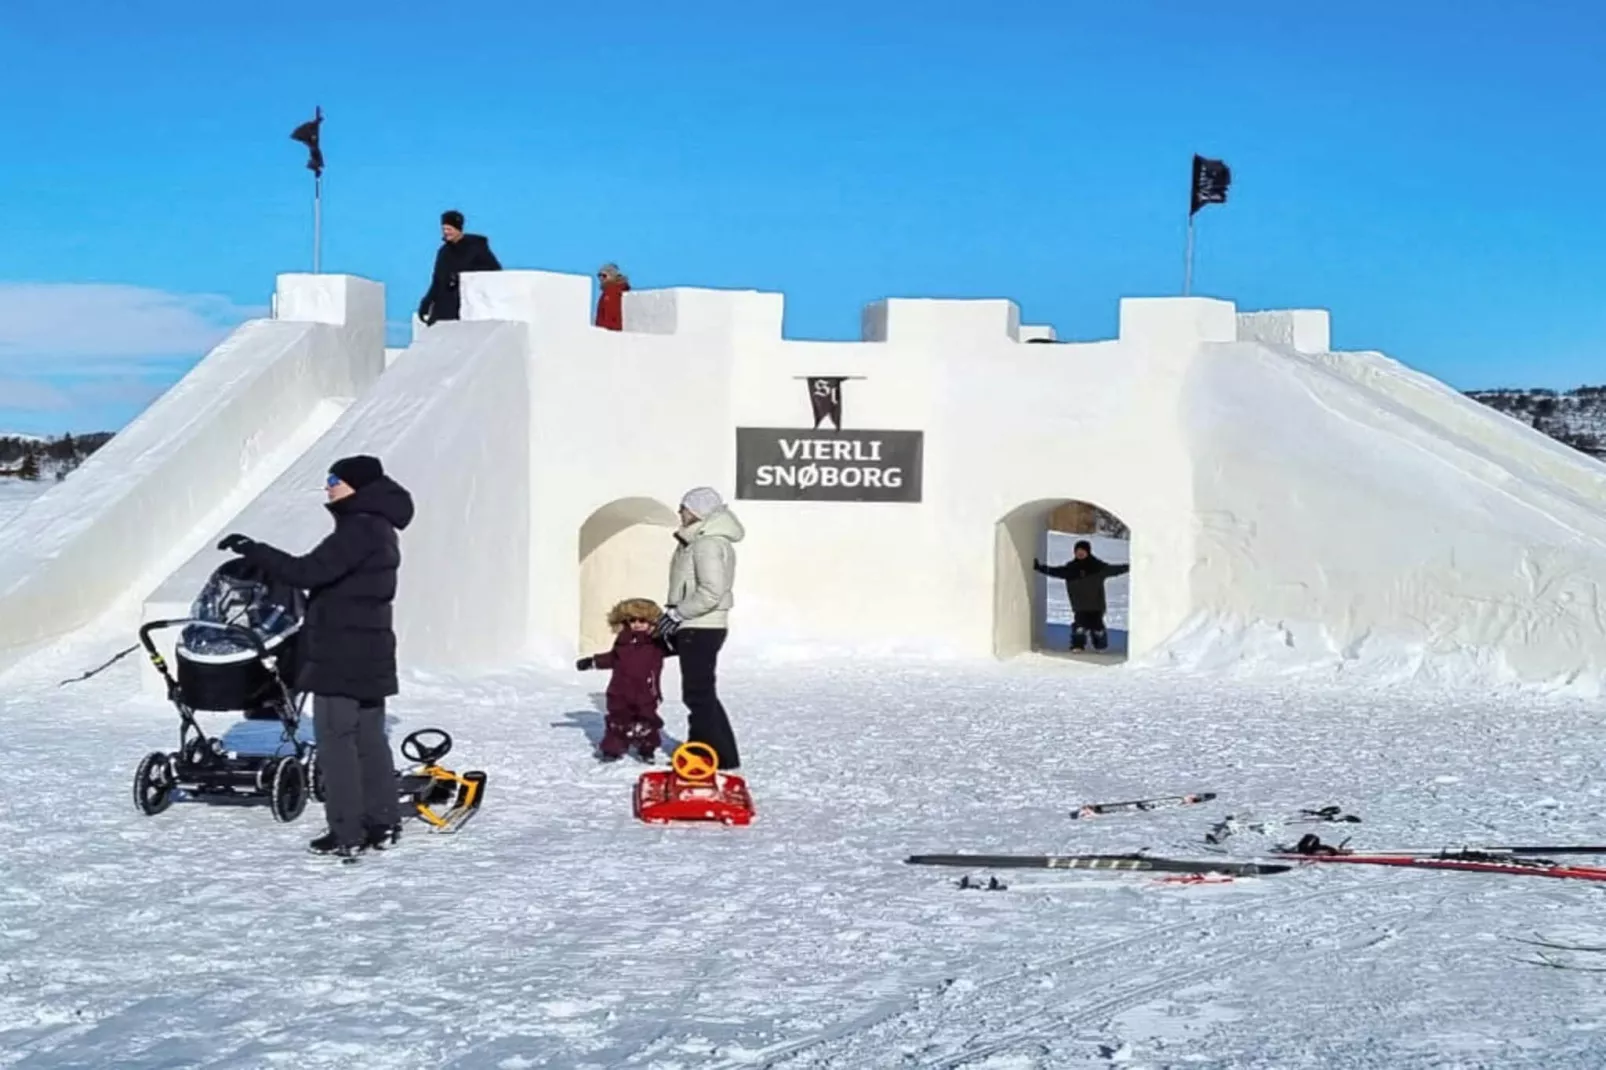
top-left (175, 622), bottom-right (302, 713)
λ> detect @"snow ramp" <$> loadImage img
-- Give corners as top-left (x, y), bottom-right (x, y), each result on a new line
top-left (1172, 335), bottom-right (1606, 690)
top-left (138, 318), bottom-right (531, 695)
top-left (0, 275), bottom-right (385, 678)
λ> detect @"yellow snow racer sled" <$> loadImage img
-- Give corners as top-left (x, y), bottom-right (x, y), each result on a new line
top-left (396, 728), bottom-right (486, 833)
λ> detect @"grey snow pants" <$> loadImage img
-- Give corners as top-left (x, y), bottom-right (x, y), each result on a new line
top-left (313, 695), bottom-right (400, 846)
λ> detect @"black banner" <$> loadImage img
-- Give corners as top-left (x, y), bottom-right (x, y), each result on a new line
top-left (1190, 154), bottom-right (1230, 216)
top-left (735, 428), bottom-right (923, 502)
top-left (807, 376), bottom-right (845, 429)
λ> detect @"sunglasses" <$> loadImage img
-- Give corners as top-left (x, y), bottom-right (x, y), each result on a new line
top-left (326, 474), bottom-right (342, 488)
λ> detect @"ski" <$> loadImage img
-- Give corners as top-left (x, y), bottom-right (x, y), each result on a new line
top-left (1069, 792), bottom-right (1216, 818)
top-left (1507, 935), bottom-right (1606, 953)
top-left (1271, 850), bottom-right (1606, 882)
top-left (906, 852), bottom-right (1290, 877)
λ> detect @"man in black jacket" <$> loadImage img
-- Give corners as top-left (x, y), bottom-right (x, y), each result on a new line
top-left (1033, 540), bottom-right (1130, 653)
top-left (218, 455), bottom-right (416, 858)
top-left (418, 209), bottom-right (502, 325)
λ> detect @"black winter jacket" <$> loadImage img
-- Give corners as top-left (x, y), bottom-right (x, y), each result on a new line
top-left (241, 476), bottom-right (416, 701)
top-left (418, 233), bottom-right (502, 323)
top-left (1034, 555), bottom-right (1130, 614)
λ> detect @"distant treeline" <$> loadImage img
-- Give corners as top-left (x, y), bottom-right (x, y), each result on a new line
top-left (0, 433), bottom-right (115, 481)
top-left (1465, 385), bottom-right (1606, 460)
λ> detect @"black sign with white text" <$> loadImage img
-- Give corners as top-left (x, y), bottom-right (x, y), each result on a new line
top-left (735, 428), bottom-right (924, 502)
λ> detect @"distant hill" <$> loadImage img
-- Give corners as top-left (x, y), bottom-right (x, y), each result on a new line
top-left (0, 432), bottom-right (115, 482)
top-left (1464, 386), bottom-right (1606, 461)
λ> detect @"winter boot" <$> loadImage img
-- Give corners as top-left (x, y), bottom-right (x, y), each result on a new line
top-left (308, 831), bottom-right (362, 858)
top-left (364, 823), bottom-right (403, 851)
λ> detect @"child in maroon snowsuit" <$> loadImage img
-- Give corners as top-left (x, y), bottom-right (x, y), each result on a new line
top-left (576, 597), bottom-right (674, 762)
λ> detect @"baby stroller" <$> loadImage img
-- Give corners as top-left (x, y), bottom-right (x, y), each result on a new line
top-left (132, 557), bottom-right (319, 823)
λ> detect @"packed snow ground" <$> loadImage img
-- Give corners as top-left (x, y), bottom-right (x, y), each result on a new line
top-left (7, 633), bottom-right (1606, 1068)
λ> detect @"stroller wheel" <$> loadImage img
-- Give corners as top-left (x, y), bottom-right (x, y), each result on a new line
top-left (306, 747), bottom-right (327, 803)
top-left (133, 751), bottom-right (175, 816)
top-left (270, 755), bottom-right (308, 823)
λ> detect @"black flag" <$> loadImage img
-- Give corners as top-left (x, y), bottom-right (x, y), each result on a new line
top-left (1190, 154), bottom-right (1230, 216)
top-left (291, 107), bottom-right (324, 178)
top-left (807, 377), bottom-right (845, 430)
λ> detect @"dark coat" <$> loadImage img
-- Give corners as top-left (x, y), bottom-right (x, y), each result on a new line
top-left (240, 476), bottom-right (416, 701)
top-left (1034, 554), bottom-right (1130, 614)
top-left (590, 628), bottom-right (670, 711)
top-left (418, 234), bottom-right (502, 324)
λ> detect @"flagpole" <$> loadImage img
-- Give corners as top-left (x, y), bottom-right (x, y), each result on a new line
top-left (1183, 212), bottom-right (1195, 296)
top-left (313, 173), bottom-right (322, 274)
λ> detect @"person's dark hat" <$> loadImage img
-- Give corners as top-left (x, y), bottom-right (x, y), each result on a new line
top-left (329, 455), bottom-right (385, 491)
top-left (441, 209), bottom-right (465, 229)
top-left (1074, 539), bottom-right (1092, 553)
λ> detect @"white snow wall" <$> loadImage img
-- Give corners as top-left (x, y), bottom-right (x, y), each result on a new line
top-left (0, 275), bottom-right (384, 677)
top-left (140, 319), bottom-right (531, 695)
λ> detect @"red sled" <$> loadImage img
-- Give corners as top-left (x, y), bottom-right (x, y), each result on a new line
top-left (634, 742), bottom-right (755, 827)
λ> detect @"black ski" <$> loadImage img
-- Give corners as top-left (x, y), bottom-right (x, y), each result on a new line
top-left (1070, 792), bottom-right (1216, 818)
top-left (906, 852), bottom-right (1291, 877)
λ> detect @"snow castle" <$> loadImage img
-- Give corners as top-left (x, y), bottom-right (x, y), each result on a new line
top-left (2, 268), bottom-right (1605, 694)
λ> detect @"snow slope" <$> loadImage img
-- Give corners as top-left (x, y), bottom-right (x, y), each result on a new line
top-left (138, 319), bottom-right (531, 694)
top-left (1158, 339), bottom-right (1606, 692)
top-left (7, 645), bottom-right (1606, 1068)
top-left (0, 275), bottom-right (383, 677)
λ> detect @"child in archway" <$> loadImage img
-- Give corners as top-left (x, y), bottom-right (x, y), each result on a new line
top-left (1033, 540), bottom-right (1130, 652)
top-left (576, 597), bottom-right (676, 762)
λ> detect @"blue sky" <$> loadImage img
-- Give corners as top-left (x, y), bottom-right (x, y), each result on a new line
top-left (2, 0), bottom-right (1602, 434)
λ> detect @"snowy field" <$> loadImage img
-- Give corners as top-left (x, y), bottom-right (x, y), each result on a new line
top-left (0, 478), bottom-right (47, 528)
top-left (7, 637), bottom-right (1606, 1068)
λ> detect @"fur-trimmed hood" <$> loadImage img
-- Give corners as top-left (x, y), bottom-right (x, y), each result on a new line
top-left (607, 597), bottom-right (663, 630)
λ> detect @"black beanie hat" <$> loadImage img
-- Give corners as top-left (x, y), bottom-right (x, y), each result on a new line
top-left (441, 209), bottom-right (465, 229)
top-left (1074, 539), bottom-right (1092, 553)
top-left (329, 454), bottom-right (384, 491)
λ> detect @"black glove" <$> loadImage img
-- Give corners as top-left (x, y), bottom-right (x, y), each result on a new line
top-left (217, 533), bottom-right (255, 554)
top-left (654, 609), bottom-right (684, 640)
top-left (575, 657), bottom-right (594, 671)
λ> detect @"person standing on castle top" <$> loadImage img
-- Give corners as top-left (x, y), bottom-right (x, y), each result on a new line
top-left (594, 263), bottom-right (630, 331)
top-left (654, 487), bottom-right (744, 770)
top-left (1033, 540), bottom-right (1129, 653)
top-left (417, 210), bottom-right (502, 326)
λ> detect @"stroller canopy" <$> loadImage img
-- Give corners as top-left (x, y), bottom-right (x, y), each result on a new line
top-left (180, 557), bottom-right (304, 659)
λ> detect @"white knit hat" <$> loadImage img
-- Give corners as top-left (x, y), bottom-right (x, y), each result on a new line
top-left (679, 486), bottom-right (724, 519)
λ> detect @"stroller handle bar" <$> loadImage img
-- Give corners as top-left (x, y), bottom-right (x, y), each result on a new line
top-left (138, 618), bottom-right (272, 662)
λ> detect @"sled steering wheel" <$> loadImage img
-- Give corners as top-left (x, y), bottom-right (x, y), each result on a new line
top-left (401, 728), bottom-right (453, 766)
top-left (670, 742), bottom-right (719, 783)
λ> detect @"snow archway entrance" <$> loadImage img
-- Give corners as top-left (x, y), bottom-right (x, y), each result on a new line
top-left (577, 497), bottom-right (679, 655)
top-left (993, 498), bottom-right (1132, 662)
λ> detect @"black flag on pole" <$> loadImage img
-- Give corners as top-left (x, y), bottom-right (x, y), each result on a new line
top-left (291, 106), bottom-right (324, 178)
top-left (1190, 154), bottom-right (1230, 216)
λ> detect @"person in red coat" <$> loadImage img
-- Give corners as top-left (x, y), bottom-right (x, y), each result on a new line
top-left (594, 263), bottom-right (630, 331)
top-left (576, 597), bottom-right (674, 762)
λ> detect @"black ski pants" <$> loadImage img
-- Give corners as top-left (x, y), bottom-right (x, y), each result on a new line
top-left (314, 695), bottom-right (400, 846)
top-left (1070, 610), bottom-right (1109, 652)
top-left (674, 627), bottom-right (741, 770)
